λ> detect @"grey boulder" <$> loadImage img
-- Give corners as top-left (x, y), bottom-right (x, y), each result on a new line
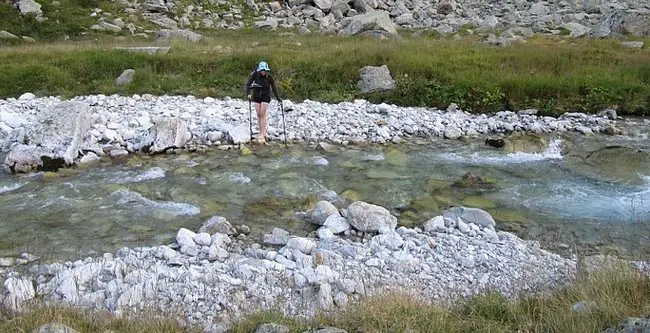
top-left (346, 201), bottom-right (397, 233)
top-left (357, 65), bottom-right (396, 94)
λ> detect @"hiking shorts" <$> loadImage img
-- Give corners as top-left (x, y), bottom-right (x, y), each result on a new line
top-left (252, 96), bottom-right (271, 104)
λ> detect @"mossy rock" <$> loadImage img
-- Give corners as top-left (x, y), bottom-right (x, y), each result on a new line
top-left (489, 208), bottom-right (529, 232)
top-left (173, 166), bottom-right (198, 176)
top-left (42, 168), bottom-right (78, 180)
top-left (240, 146), bottom-right (252, 156)
top-left (461, 196), bottom-right (497, 209)
top-left (340, 160), bottom-right (362, 170)
top-left (424, 178), bottom-right (453, 192)
top-left (433, 194), bottom-right (459, 209)
top-left (452, 172), bottom-right (498, 190)
top-left (503, 133), bottom-right (547, 154)
top-left (488, 209), bottom-right (528, 223)
top-left (124, 156), bottom-right (146, 167)
top-left (367, 169), bottom-right (405, 179)
top-left (340, 189), bottom-right (361, 202)
top-left (200, 200), bottom-right (227, 217)
top-left (408, 195), bottom-right (440, 214)
top-left (386, 149), bottom-right (408, 166)
top-left (127, 224), bottom-right (153, 233)
top-left (397, 210), bottom-right (421, 227)
top-left (245, 195), bottom-right (316, 218)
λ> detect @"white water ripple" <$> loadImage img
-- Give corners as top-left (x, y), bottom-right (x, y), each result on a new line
top-left (110, 189), bottom-right (200, 216)
top-left (440, 139), bottom-right (564, 164)
top-left (0, 183), bottom-right (25, 194)
top-left (113, 167), bottom-right (166, 184)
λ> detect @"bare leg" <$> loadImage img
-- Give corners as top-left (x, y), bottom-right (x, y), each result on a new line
top-left (253, 102), bottom-right (262, 142)
top-left (256, 102), bottom-right (269, 143)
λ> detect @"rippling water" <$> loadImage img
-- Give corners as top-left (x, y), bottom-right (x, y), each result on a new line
top-left (1, 130), bottom-right (649, 261)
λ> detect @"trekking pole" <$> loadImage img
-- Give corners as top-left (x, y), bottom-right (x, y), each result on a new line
top-left (248, 97), bottom-right (253, 142)
top-left (280, 101), bottom-right (287, 147)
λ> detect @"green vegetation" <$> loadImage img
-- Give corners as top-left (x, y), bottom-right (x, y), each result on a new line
top-left (0, 305), bottom-right (191, 333)
top-left (234, 266), bottom-right (650, 333)
top-left (1, 266), bottom-right (648, 332)
top-left (1, 32), bottom-right (648, 115)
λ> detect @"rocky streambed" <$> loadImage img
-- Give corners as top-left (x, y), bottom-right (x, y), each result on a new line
top-left (0, 93), bottom-right (635, 173)
top-left (2, 201), bottom-right (580, 332)
top-left (0, 94), bottom-right (649, 331)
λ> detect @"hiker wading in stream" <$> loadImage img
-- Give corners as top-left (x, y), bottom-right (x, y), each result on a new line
top-left (245, 61), bottom-right (282, 144)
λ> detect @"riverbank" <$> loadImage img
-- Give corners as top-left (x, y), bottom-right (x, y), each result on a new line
top-left (3, 93), bottom-right (647, 174)
top-left (2, 267), bottom-right (649, 333)
top-left (1, 33), bottom-right (648, 115)
top-left (0, 199), bottom-right (648, 332)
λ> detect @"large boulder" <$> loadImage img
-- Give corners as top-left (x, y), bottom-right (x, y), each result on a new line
top-left (442, 206), bottom-right (496, 228)
top-left (115, 69), bottom-right (135, 87)
top-left (3, 101), bottom-right (90, 173)
top-left (501, 133), bottom-right (547, 154)
top-left (140, 118), bottom-right (191, 154)
top-left (15, 0), bottom-right (42, 17)
top-left (339, 11), bottom-right (399, 39)
top-left (591, 10), bottom-right (650, 37)
top-left (156, 29), bottom-right (204, 42)
top-left (357, 65), bottom-right (396, 94)
top-left (565, 146), bottom-right (650, 185)
top-left (2, 277), bottom-right (35, 312)
top-left (346, 201), bottom-right (397, 233)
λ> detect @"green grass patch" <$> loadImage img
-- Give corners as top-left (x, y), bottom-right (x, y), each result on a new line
top-left (0, 32), bottom-right (649, 115)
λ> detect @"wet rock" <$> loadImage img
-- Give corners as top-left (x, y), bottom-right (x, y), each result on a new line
top-left (502, 133), bottom-right (547, 154)
top-left (199, 216), bottom-right (236, 235)
top-left (316, 142), bottom-right (340, 153)
top-left (346, 201), bottom-right (397, 233)
top-left (452, 172), bottom-right (497, 190)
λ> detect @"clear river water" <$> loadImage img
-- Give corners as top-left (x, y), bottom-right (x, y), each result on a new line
top-left (1, 124), bottom-right (649, 261)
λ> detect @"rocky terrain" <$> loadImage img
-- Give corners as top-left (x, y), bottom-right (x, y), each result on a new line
top-left (0, 200), bottom-right (580, 332)
top-left (0, 92), bottom-right (629, 174)
top-left (1, 0), bottom-right (649, 43)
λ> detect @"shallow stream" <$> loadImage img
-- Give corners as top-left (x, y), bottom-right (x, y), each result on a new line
top-left (1, 125), bottom-right (649, 261)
